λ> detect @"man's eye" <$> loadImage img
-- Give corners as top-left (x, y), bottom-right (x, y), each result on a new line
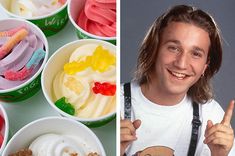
top-left (168, 46), bottom-right (179, 52)
top-left (192, 51), bottom-right (203, 58)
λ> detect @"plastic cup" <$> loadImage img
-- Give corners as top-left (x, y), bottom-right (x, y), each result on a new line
top-left (68, 0), bottom-right (116, 44)
top-left (0, 18), bottom-right (49, 102)
top-left (2, 117), bottom-right (106, 156)
top-left (0, 0), bottom-right (68, 36)
top-left (41, 39), bottom-right (116, 127)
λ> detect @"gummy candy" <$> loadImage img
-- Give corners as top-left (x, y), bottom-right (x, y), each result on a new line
top-left (55, 97), bottom-right (75, 115)
top-left (92, 82), bottom-right (116, 96)
top-left (0, 25), bottom-right (26, 37)
top-left (64, 45), bottom-right (115, 75)
top-left (0, 115), bottom-right (4, 147)
top-left (0, 133), bottom-right (3, 148)
top-left (4, 48), bottom-right (45, 81)
top-left (0, 29), bottom-right (28, 59)
top-left (0, 115), bottom-right (4, 130)
top-left (64, 77), bottom-right (84, 94)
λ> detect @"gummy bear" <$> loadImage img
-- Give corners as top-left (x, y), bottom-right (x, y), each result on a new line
top-left (0, 133), bottom-right (3, 148)
top-left (92, 82), bottom-right (116, 96)
top-left (0, 115), bottom-right (4, 130)
top-left (64, 45), bottom-right (115, 75)
top-left (55, 97), bottom-right (75, 115)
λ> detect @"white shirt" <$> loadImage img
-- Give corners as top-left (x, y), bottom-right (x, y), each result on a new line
top-left (120, 82), bottom-right (235, 156)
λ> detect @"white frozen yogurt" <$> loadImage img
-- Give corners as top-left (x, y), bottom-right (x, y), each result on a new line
top-left (10, 0), bottom-right (65, 18)
top-left (29, 133), bottom-right (91, 156)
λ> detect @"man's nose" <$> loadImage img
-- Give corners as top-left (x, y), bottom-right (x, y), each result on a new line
top-left (173, 52), bottom-right (189, 69)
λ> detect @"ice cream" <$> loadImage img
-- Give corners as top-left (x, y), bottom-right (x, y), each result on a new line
top-left (52, 43), bottom-right (116, 118)
top-left (10, 0), bottom-right (66, 18)
top-left (77, 0), bottom-right (116, 37)
top-left (0, 26), bottom-right (45, 90)
top-left (9, 133), bottom-right (100, 156)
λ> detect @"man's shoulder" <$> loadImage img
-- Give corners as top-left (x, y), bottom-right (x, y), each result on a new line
top-left (200, 99), bottom-right (225, 122)
top-left (201, 99), bottom-right (223, 111)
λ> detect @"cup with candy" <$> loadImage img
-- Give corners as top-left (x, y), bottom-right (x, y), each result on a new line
top-left (2, 116), bottom-right (106, 156)
top-left (42, 39), bottom-right (116, 127)
top-left (68, 0), bottom-right (116, 44)
top-left (0, 0), bottom-right (68, 36)
top-left (0, 104), bottom-right (9, 155)
top-left (0, 18), bottom-right (49, 102)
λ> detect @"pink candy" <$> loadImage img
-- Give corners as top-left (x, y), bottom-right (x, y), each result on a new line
top-left (4, 67), bottom-right (33, 81)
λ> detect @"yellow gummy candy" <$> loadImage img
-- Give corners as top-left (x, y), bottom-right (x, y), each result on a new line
top-left (91, 45), bottom-right (116, 72)
top-left (64, 77), bottom-right (83, 94)
top-left (64, 45), bottom-right (116, 74)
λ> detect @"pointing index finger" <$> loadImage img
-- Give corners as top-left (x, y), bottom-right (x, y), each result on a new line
top-left (221, 100), bottom-right (235, 126)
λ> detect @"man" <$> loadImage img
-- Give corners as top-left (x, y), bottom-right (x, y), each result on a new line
top-left (120, 5), bottom-right (234, 156)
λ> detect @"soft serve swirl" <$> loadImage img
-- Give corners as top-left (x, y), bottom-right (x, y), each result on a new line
top-left (10, 0), bottom-right (66, 18)
top-left (53, 43), bottom-right (116, 118)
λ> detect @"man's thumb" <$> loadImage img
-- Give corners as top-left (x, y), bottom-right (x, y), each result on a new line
top-left (206, 120), bottom-right (213, 129)
top-left (133, 119), bottom-right (141, 129)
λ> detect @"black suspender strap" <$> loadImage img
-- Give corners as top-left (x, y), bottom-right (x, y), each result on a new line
top-left (123, 82), bottom-right (202, 156)
top-left (124, 82), bottom-right (132, 120)
top-left (187, 101), bottom-right (202, 156)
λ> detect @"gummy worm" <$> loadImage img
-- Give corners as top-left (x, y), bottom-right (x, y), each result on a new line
top-left (4, 48), bottom-right (45, 81)
top-left (0, 26), bottom-right (26, 37)
top-left (0, 29), bottom-right (28, 59)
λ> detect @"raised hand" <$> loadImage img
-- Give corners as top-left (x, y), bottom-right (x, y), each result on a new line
top-left (204, 100), bottom-right (235, 156)
top-left (120, 119), bottom-right (141, 156)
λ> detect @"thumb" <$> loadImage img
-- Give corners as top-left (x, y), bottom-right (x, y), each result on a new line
top-left (133, 119), bottom-right (141, 130)
top-left (206, 120), bottom-right (213, 130)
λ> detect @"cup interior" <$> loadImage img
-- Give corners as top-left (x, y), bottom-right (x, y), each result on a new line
top-left (42, 39), bottom-right (116, 122)
top-left (0, 18), bottom-right (49, 93)
top-left (2, 117), bottom-right (106, 156)
top-left (68, 0), bottom-right (116, 40)
top-left (0, 0), bottom-right (68, 20)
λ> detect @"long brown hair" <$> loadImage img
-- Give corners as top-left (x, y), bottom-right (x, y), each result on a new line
top-left (134, 5), bottom-right (222, 104)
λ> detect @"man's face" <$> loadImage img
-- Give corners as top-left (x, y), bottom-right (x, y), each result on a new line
top-left (152, 22), bottom-right (210, 97)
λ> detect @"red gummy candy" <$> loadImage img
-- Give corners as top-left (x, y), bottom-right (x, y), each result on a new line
top-left (0, 133), bottom-right (3, 147)
top-left (92, 82), bottom-right (116, 96)
top-left (4, 67), bottom-right (33, 81)
top-left (0, 115), bottom-right (4, 130)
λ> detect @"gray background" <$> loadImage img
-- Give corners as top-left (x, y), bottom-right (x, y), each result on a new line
top-left (121, 0), bottom-right (235, 128)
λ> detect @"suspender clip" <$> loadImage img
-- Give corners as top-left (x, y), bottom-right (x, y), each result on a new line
top-left (192, 116), bottom-right (201, 129)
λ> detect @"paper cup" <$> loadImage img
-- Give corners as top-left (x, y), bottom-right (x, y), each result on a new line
top-left (0, 104), bottom-right (9, 155)
top-left (41, 39), bottom-right (116, 127)
top-left (0, 0), bottom-right (68, 36)
top-left (2, 117), bottom-right (106, 156)
top-left (68, 0), bottom-right (116, 44)
top-left (0, 18), bottom-right (49, 102)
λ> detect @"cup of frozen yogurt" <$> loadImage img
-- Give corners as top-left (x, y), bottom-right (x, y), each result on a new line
top-left (0, 0), bottom-right (68, 36)
top-left (0, 104), bottom-right (9, 155)
top-left (2, 116), bottom-right (105, 156)
top-left (41, 39), bottom-right (116, 127)
top-left (68, 0), bottom-right (116, 44)
top-left (0, 18), bottom-right (49, 102)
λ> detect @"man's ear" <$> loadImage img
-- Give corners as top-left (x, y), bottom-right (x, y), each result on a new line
top-left (202, 63), bottom-right (208, 76)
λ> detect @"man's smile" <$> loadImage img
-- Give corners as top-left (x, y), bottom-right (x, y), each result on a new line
top-left (167, 69), bottom-right (191, 80)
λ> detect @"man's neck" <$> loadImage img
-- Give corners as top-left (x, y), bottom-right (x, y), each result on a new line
top-left (140, 83), bottom-right (186, 106)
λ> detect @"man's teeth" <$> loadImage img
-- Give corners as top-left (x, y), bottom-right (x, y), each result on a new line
top-left (170, 71), bottom-right (187, 79)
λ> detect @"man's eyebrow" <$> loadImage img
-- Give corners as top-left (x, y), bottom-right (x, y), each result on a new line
top-left (162, 39), bottom-right (181, 45)
top-left (192, 46), bottom-right (206, 54)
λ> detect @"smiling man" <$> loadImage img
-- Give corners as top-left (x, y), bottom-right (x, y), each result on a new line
top-left (120, 5), bottom-right (235, 156)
